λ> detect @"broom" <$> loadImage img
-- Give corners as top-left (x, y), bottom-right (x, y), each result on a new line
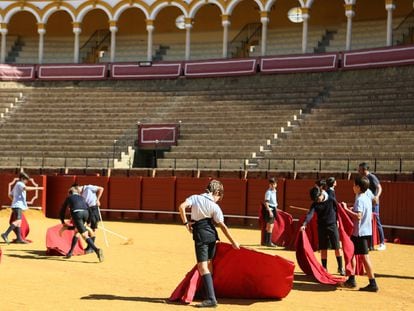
top-left (98, 225), bottom-right (134, 245)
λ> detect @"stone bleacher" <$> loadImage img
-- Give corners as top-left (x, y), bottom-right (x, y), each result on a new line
top-left (255, 66), bottom-right (414, 172)
top-left (0, 65), bottom-right (413, 173)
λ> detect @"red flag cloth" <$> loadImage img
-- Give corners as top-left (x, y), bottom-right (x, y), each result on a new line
top-left (336, 203), bottom-right (356, 276)
top-left (9, 211), bottom-right (30, 242)
top-left (169, 265), bottom-right (201, 304)
top-left (259, 205), bottom-right (295, 247)
top-left (295, 230), bottom-right (345, 285)
top-left (169, 242), bottom-right (295, 303)
top-left (46, 224), bottom-right (84, 256)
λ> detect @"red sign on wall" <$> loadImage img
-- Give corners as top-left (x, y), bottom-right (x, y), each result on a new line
top-left (137, 123), bottom-right (180, 149)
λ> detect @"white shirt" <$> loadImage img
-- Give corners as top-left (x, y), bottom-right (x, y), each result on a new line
top-left (265, 188), bottom-right (277, 208)
top-left (10, 181), bottom-right (28, 210)
top-left (81, 185), bottom-right (99, 207)
top-left (186, 193), bottom-right (224, 223)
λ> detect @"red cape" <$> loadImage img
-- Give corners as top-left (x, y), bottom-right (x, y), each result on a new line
top-left (259, 205), bottom-right (295, 247)
top-left (46, 224), bottom-right (85, 256)
top-left (9, 211), bottom-right (30, 242)
top-left (169, 242), bottom-right (295, 303)
top-left (295, 230), bottom-right (345, 285)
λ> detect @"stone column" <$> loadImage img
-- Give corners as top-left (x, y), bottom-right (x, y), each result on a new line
top-left (73, 22), bottom-right (81, 63)
top-left (301, 8), bottom-right (310, 53)
top-left (109, 21), bottom-right (118, 63)
top-left (0, 23), bottom-right (8, 64)
top-left (146, 19), bottom-right (154, 61)
top-left (184, 18), bottom-right (192, 61)
top-left (345, 4), bottom-right (355, 51)
top-left (386, 0), bottom-right (395, 46)
top-left (38, 23), bottom-right (46, 64)
top-left (260, 11), bottom-right (269, 56)
top-left (222, 15), bottom-right (230, 58)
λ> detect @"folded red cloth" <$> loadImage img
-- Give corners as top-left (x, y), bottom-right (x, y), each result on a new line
top-left (169, 242), bottom-right (295, 303)
top-left (45, 224), bottom-right (84, 256)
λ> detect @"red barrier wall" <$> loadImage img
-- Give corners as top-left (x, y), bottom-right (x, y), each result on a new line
top-left (37, 64), bottom-right (108, 80)
top-left (184, 58), bottom-right (257, 78)
top-left (334, 180), bottom-right (355, 205)
top-left (111, 62), bottom-right (182, 80)
top-left (218, 178), bottom-right (247, 225)
top-left (108, 176), bottom-right (142, 220)
top-left (175, 177), bottom-right (211, 212)
top-left (381, 182), bottom-right (414, 227)
top-left (0, 174), bottom-right (14, 208)
top-left (76, 175), bottom-right (109, 218)
top-left (0, 64), bottom-right (36, 81)
top-left (141, 177), bottom-right (176, 220)
top-left (284, 179), bottom-right (315, 218)
top-left (260, 53), bottom-right (338, 73)
top-left (46, 175), bottom-right (76, 218)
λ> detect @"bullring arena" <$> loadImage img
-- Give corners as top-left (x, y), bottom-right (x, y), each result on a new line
top-left (1, 0), bottom-right (414, 310)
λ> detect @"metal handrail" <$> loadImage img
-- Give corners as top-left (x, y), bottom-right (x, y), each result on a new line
top-left (229, 22), bottom-right (262, 58)
top-left (158, 157), bottom-right (413, 173)
top-left (393, 9), bottom-right (414, 45)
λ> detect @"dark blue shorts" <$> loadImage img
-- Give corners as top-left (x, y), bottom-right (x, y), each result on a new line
top-left (12, 208), bottom-right (23, 220)
top-left (195, 241), bottom-right (217, 263)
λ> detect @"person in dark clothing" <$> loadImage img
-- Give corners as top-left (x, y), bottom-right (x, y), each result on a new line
top-left (178, 180), bottom-right (240, 308)
top-left (59, 187), bottom-right (103, 262)
top-left (326, 177), bottom-right (337, 201)
top-left (301, 186), bottom-right (345, 276)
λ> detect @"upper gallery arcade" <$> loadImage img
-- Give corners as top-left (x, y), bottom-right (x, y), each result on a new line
top-left (0, 0), bottom-right (412, 63)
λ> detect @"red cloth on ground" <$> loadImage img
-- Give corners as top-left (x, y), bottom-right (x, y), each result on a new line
top-left (169, 266), bottom-right (201, 304)
top-left (46, 224), bottom-right (84, 256)
top-left (295, 230), bottom-right (345, 285)
top-left (169, 242), bottom-right (295, 303)
top-left (259, 206), bottom-right (295, 247)
top-left (9, 211), bottom-right (30, 242)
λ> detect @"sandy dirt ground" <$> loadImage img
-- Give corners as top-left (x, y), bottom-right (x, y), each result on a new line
top-left (0, 209), bottom-right (413, 311)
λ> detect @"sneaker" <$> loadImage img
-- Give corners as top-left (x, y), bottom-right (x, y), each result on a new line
top-left (338, 268), bottom-right (346, 276)
top-left (265, 242), bottom-right (276, 247)
top-left (359, 284), bottom-right (379, 292)
top-left (65, 252), bottom-right (73, 259)
top-left (341, 279), bottom-right (357, 288)
top-left (97, 249), bottom-right (104, 263)
top-left (377, 244), bottom-right (386, 251)
top-left (84, 248), bottom-right (94, 254)
top-left (195, 299), bottom-right (218, 308)
top-left (1, 233), bottom-right (9, 245)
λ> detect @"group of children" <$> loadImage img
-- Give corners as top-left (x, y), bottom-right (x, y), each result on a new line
top-left (2, 166), bottom-right (382, 308)
top-left (300, 163), bottom-right (382, 292)
top-left (1, 172), bottom-right (105, 263)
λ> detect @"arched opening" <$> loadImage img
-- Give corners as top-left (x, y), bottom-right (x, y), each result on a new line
top-left (309, 0), bottom-right (345, 53)
top-left (153, 6), bottom-right (186, 61)
top-left (229, 0), bottom-right (261, 58)
top-left (393, 0), bottom-right (414, 45)
top-left (80, 9), bottom-right (110, 63)
top-left (113, 8), bottom-right (147, 62)
top-left (191, 4), bottom-right (222, 59)
top-left (265, 0), bottom-right (307, 55)
top-left (44, 10), bottom-right (73, 63)
top-left (7, 11), bottom-right (38, 63)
